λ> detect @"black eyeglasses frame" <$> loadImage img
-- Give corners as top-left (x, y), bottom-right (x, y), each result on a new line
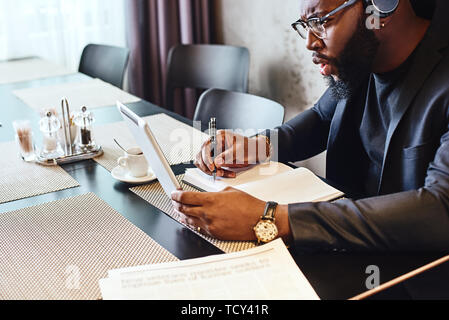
top-left (291, 0), bottom-right (360, 39)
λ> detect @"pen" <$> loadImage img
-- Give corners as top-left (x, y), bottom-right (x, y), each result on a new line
top-left (209, 118), bottom-right (217, 181)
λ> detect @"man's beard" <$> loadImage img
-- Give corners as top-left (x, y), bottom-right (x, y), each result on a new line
top-left (325, 16), bottom-right (380, 100)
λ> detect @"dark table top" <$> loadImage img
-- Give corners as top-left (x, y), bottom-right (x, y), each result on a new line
top-left (1, 73), bottom-right (447, 300)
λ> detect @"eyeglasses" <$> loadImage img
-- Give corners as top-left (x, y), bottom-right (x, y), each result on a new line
top-left (291, 0), bottom-right (359, 40)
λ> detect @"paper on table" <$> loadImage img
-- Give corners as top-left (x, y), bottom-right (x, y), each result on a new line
top-left (99, 239), bottom-right (320, 300)
top-left (183, 162), bottom-right (293, 192)
top-left (0, 58), bottom-right (74, 85)
top-left (235, 167), bottom-right (344, 204)
top-left (183, 162), bottom-right (344, 204)
top-left (13, 78), bottom-right (140, 112)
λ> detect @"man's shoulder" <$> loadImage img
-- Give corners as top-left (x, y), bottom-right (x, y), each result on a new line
top-left (424, 41), bottom-right (449, 90)
top-left (414, 39), bottom-right (449, 118)
top-left (410, 19), bottom-right (449, 98)
top-left (431, 0), bottom-right (449, 37)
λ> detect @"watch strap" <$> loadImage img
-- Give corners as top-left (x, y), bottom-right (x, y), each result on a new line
top-left (263, 201), bottom-right (278, 221)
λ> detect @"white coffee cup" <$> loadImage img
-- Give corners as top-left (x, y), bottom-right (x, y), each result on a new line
top-left (117, 147), bottom-right (149, 178)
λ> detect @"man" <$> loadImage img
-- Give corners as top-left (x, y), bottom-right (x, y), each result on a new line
top-left (172, 0), bottom-right (449, 252)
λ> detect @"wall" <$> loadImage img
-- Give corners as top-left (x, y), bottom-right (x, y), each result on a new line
top-left (214, 0), bottom-right (328, 175)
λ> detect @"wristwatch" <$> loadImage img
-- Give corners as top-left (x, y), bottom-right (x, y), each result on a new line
top-left (253, 201), bottom-right (279, 244)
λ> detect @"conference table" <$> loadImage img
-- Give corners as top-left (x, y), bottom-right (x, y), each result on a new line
top-left (0, 59), bottom-right (448, 301)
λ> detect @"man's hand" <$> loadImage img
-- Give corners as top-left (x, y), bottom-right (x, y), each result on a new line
top-left (194, 130), bottom-right (271, 178)
top-left (171, 187), bottom-right (291, 242)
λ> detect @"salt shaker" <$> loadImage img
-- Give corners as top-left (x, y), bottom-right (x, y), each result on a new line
top-left (39, 112), bottom-right (64, 159)
top-left (74, 106), bottom-right (96, 151)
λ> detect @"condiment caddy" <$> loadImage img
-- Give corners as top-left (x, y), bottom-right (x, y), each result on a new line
top-left (15, 98), bottom-right (103, 166)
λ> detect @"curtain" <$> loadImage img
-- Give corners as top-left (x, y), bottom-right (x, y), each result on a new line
top-left (0, 0), bottom-right (127, 71)
top-left (125, 0), bottom-right (213, 119)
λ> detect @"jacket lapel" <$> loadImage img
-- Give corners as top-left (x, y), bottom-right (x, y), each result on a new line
top-left (326, 98), bottom-right (348, 180)
top-left (377, 30), bottom-right (448, 194)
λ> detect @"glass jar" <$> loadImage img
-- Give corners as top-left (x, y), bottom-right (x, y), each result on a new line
top-left (39, 112), bottom-right (64, 159)
top-left (13, 120), bottom-right (35, 162)
top-left (74, 106), bottom-right (96, 151)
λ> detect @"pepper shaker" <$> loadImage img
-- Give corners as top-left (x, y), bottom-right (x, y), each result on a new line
top-left (74, 106), bottom-right (96, 152)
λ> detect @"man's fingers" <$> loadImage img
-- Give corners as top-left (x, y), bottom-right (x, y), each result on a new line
top-left (214, 148), bottom-right (234, 168)
top-left (176, 212), bottom-right (210, 236)
top-left (172, 201), bottom-right (204, 217)
top-left (215, 147), bottom-right (250, 168)
top-left (216, 169), bottom-right (236, 178)
top-left (217, 130), bottom-right (228, 148)
top-left (171, 191), bottom-right (206, 207)
top-left (202, 142), bottom-right (215, 172)
top-left (185, 216), bottom-right (209, 236)
top-left (195, 152), bottom-right (212, 175)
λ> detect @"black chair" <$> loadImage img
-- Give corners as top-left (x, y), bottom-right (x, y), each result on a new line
top-left (194, 88), bottom-right (285, 131)
top-left (166, 44), bottom-right (250, 110)
top-left (79, 44), bottom-right (130, 89)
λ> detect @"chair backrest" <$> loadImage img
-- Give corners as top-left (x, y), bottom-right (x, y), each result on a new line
top-left (79, 44), bottom-right (130, 89)
top-left (166, 44), bottom-right (250, 109)
top-left (194, 89), bottom-right (285, 131)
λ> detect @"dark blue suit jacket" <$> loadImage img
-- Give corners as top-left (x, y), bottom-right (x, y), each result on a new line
top-left (275, 1), bottom-right (449, 252)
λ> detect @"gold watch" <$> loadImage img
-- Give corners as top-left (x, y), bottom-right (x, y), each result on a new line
top-left (254, 201), bottom-right (279, 244)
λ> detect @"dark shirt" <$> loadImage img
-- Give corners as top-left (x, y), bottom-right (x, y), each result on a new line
top-left (359, 55), bottom-right (415, 196)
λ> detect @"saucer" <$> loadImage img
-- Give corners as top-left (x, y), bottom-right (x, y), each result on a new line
top-left (111, 166), bottom-right (156, 184)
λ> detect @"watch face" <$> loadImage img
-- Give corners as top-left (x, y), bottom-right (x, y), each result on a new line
top-left (254, 221), bottom-right (278, 243)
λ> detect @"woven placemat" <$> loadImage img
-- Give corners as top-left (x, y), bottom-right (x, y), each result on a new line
top-left (0, 141), bottom-right (80, 205)
top-left (12, 78), bottom-right (140, 112)
top-left (93, 113), bottom-right (209, 172)
top-left (130, 175), bottom-right (256, 254)
top-left (0, 193), bottom-right (178, 300)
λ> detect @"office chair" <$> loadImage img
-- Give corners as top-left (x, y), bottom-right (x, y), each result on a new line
top-left (194, 88), bottom-right (285, 131)
top-left (79, 44), bottom-right (130, 89)
top-left (165, 44), bottom-right (250, 110)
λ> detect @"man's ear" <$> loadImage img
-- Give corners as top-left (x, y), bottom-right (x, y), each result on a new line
top-left (365, 6), bottom-right (382, 31)
top-left (365, 6), bottom-right (394, 32)
top-left (364, 0), bottom-right (400, 30)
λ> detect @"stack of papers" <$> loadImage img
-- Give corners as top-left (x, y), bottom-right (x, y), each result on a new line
top-left (99, 239), bottom-right (320, 300)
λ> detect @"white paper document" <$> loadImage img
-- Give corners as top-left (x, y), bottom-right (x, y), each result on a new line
top-left (0, 58), bottom-right (74, 85)
top-left (13, 78), bottom-right (141, 112)
top-left (183, 162), bottom-right (344, 204)
top-left (99, 239), bottom-right (320, 300)
top-left (184, 162), bottom-right (293, 192)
